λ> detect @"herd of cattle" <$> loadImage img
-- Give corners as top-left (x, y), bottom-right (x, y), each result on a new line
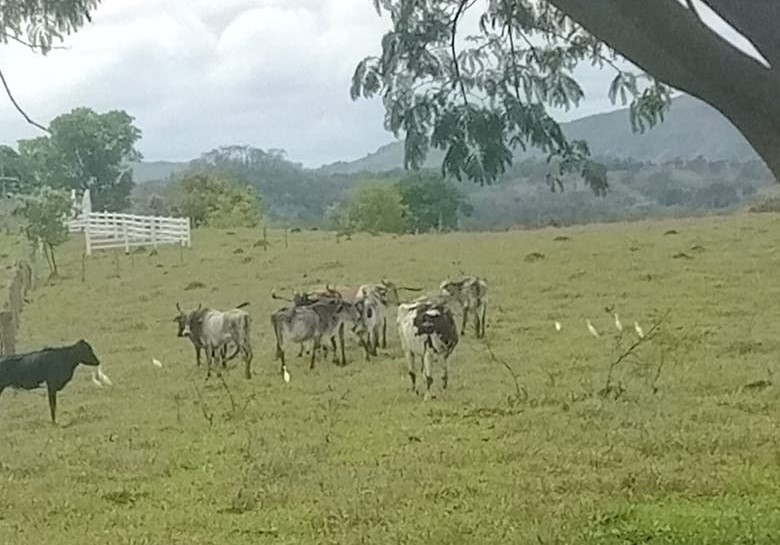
top-left (0, 275), bottom-right (488, 422)
top-left (173, 275), bottom-right (489, 397)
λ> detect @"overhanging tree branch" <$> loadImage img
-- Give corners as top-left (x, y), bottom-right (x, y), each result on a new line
top-left (701, 0), bottom-right (779, 68)
top-left (0, 68), bottom-right (50, 133)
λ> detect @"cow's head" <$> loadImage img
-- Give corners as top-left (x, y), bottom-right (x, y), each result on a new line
top-left (73, 339), bottom-right (101, 366)
top-left (173, 303), bottom-right (201, 338)
top-left (439, 279), bottom-right (462, 299)
top-left (341, 301), bottom-right (368, 339)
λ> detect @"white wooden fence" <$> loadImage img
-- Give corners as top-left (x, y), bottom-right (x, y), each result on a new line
top-left (71, 212), bottom-right (192, 255)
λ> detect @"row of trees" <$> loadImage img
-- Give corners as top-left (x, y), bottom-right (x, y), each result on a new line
top-left (326, 174), bottom-right (472, 235)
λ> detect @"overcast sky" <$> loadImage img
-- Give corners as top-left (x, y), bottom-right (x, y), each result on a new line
top-left (0, 0), bottom-right (756, 168)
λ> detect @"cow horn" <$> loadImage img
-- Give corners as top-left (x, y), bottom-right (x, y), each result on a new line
top-left (176, 302), bottom-right (182, 312)
top-left (196, 303), bottom-right (202, 311)
top-left (399, 286), bottom-right (423, 292)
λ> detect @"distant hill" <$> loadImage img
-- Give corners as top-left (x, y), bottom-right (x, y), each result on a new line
top-left (130, 160), bottom-right (188, 183)
top-left (316, 95), bottom-right (759, 175)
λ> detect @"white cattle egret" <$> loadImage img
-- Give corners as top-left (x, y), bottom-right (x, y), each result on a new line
top-left (283, 369), bottom-right (291, 383)
top-left (614, 312), bottom-right (623, 332)
top-left (634, 321), bottom-right (645, 339)
top-left (554, 321), bottom-right (562, 332)
top-left (586, 319), bottom-right (600, 338)
top-left (97, 367), bottom-right (113, 386)
top-left (152, 358), bottom-right (163, 368)
top-left (91, 372), bottom-right (103, 387)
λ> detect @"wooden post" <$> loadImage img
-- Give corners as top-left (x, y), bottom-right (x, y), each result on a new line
top-left (81, 252), bottom-right (86, 283)
top-left (123, 220), bottom-right (130, 254)
top-left (284, 229), bottom-right (288, 249)
top-left (186, 217), bottom-right (192, 248)
top-left (0, 310), bottom-right (14, 356)
top-left (151, 218), bottom-right (158, 250)
top-left (84, 213), bottom-right (92, 256)
top-left (263, 225), bottom-right (268, 252)
top-left (179, 242), bottom-right (184, 265)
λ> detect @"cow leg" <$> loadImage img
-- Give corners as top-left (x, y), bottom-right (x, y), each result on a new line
top-left (461, 308), bottom-right (468, 336)
top-left (406, 352), bottom-right (417, 393)
top-left (338, 323), bottom-right (346, 366)
top-left (46, 384), bottom-right (57, 423)
top-left (297, 343), bottom-right (305, 357)
top-left (422, 350), bottom-right (434, 401)
top-left (331, 334), bottom-right (340, 365)
top-left (204, 345), bottom-right (214, 380)
top-left (381, 317), bottom-right (387, 349)
top-left (442, 356), bottom-right (450, 391)
top-left (371, 326), bottom-right (379, 357)
top-left (195, 345), bottom-right (201, 367)
top-left (310, 339), bottom-right (320, 370)
top-left (279, 346), bottom-right (288, 377)
top-left (472, 310), bottom-right (481, 338)
top-left (480, 304), bottom-right (487, 338)
top-left (243, 343), bottom-right (253, 380)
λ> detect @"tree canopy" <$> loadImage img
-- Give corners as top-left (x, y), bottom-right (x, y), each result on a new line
top-left (0, 0), bottom-right (101, 52)
top-left (170, 172), bottom-right (263, 229)
top-left (13, 185), bottom-right (72, 276)
top-left (17, 107), bottom-right (142, 211)
top-left (353, 1), bottom-right (780, 190)
top-left (397, 172), bottom-right (472, 232)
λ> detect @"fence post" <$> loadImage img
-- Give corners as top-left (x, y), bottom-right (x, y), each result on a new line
top-left (123, 220), bottom-right (130, 254)
top-left (151, 218), bottom-right (158, 250)
top-left (85, 213), bottom-right (93, 256)
top-left (186, 217), bottom-right (192, 248)
top-left (0, 309), bottom-right (14, 356)
top-left (263, 225), bottom-right (268, 252)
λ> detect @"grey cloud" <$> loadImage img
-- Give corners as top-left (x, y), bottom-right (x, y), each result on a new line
top-left (0, 1), bottom-right (749, 169)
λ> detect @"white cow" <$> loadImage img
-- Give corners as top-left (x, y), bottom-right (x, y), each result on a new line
top-left (397, 297), bottom-right (459, 399)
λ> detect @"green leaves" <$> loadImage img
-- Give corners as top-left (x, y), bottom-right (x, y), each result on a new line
top-left (17, 107), bottom-right (142, 211)
top-left (169, 173), bottom-right (263, 229)
top-left (353, 0), bottom-right (672, 195)
top-left (12, 185), bottom-right (71, 273)
top-left (345, 181), bottom-right (408, 234)
top-left (397, 171), bottom-right (472, 232)
top-left (0, 0), bottom-right (101, 53)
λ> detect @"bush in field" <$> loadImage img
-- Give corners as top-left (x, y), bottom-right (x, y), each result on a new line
top-left (170, 172), bottom-right (262, 228)
top-left (13, 186), bottom-right (71, 276)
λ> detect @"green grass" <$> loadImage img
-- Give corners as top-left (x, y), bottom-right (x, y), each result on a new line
top-left (3, 213), bottom-right (780, 544)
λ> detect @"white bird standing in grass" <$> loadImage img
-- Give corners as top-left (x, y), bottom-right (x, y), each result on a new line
top-left (586, 319), bottom-right (600, 338)
top-left (283, 369), bottom-right (291, 383)
top-left (554, 321), bottom-right (562, 332)
top-left (96, 367), bottom-right (113, 386)
top-left (90, 372), bottom-right (103, 387)
top-left (614, 312), bottom-right (623, 332)
top-left (634, 321), bottom-right (645, 339)
top-left (152, 358), bottom-right (163, 368)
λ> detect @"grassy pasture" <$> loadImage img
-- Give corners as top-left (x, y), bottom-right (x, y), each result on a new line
top-left (2, 213), bottom-right (780, 544)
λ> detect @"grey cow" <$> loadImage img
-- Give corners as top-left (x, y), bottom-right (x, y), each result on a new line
top-left (175, 303), bottom-right (254, 380)
top-left (174, 302), bottom-right (248, 367)
top-left (440, 276), bottom-right (488, 338)
top-left (271, 298), bottom-right (368, 380)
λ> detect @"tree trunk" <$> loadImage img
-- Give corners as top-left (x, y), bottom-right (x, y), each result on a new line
top-left (547, 0), bottom-right (780, 180)
top-left (48, 244), bottom-right (58, 277)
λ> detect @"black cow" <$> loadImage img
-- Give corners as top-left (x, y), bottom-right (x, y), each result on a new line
top-left (0, 339), bottom-right (101, 423)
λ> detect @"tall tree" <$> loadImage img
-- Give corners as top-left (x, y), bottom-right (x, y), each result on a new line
top-left (18, 108), bottom-right (142, 211)
top-left (170, 172), bottom-right (263, 229)
top-left (352, 1), bottom-right (780, 191)
top-left (348, 181), bottom-right (409, 234)
top-left (397, 172), bottom-right (472, 232)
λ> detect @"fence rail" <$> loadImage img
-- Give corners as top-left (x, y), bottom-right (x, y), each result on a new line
top-left (69, 212), bottom-right (192, 255)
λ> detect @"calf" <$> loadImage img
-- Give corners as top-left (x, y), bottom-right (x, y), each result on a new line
top-left (174, 302), bottom-right (248, 367)
top-left (440, 276), bottom-right (488, 338)
top-left (397, 297), bottom-right (459, 399)
top-left (176, 303), bottom-right (253, 379)
top-left (0, 339), bottom-right (101, 423)
top-left (271, 299), bottom-right (367, 378)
